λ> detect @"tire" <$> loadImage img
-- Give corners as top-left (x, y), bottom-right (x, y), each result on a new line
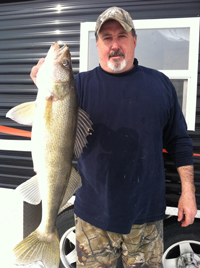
top-left (56, 206), bottom-right (76, 268)
top-left (162, 218), bottom-right (200, 268)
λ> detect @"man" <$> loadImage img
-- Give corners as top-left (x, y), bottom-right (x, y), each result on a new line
top-left (31, 7), bottom-right (197, 268)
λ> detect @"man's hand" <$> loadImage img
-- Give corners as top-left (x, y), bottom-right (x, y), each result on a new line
top-left (177, 165), bottom-right (197, 227)
top-left (30, 58), bottom-right (45, 86)
top-left (178, 191), bottom-right (197, 227)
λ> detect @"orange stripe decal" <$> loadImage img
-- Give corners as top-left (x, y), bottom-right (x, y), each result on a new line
top-left (0, 125), bottom-right (31, 138)
top-left (0, 125), bottom-right (200, 156)
top-left (163, 149), bottom-right (200, 157)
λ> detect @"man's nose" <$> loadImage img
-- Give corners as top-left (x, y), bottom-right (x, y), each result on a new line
top-left (111, 41), bottom-right (120, 50)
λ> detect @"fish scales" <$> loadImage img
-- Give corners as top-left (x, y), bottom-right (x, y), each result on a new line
top-left (33, 83), bottom-right (78, 233)
top-left (6, 43), bottom-right (92, 268)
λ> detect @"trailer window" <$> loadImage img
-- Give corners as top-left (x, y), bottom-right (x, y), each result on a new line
top-left (80, 18), bottom-right (199, 131)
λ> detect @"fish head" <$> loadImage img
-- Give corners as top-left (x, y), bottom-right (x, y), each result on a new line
top-left (36, 42), bottom-right (74, 100)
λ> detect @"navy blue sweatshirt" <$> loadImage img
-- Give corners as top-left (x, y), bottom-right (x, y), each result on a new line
top-left (74, 59), bottom-right (193, 234)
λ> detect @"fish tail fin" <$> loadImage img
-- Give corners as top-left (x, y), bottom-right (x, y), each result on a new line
top-left (13, 228), bottom-right (60, 268)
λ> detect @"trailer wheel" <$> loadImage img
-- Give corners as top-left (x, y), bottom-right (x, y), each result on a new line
top-left (162, 219), bottom-right (200, 268)
top-left (56, 206), bottom-right (76, 268)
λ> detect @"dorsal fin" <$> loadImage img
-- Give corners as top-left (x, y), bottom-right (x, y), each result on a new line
top-left (74, 108), bottom-right (93, 158)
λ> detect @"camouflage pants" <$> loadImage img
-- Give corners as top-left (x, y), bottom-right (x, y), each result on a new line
top-left (75, 215), bottom-right (163, 268)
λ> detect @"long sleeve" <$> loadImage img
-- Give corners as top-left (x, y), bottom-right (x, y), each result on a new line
top-left (163, 82), bottom-right (193, 168)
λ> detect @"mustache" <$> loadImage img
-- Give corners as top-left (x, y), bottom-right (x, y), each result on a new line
top-left (109, 51), bottom-right (125, 58)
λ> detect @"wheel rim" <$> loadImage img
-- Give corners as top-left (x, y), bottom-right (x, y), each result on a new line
top-left (162, 240), bottom-right (200, 268)
top-left (60, 226), bottom-right (76, 268)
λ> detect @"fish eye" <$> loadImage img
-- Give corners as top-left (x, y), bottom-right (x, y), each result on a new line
top-left (63, 59), bottom-right (70, 67)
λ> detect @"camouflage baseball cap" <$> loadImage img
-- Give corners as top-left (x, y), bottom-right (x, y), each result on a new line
top-left (95, 6), bottom-right (135, 37)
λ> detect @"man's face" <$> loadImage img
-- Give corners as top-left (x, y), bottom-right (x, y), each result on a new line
top-left (96, 20), bottom-right (137, 73)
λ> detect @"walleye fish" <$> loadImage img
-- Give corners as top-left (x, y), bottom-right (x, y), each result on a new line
top-left (6, 43), bottom-right (92, 268)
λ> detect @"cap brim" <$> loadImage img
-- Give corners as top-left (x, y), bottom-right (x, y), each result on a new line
top-left (96, 17), bottom-right (132, 36)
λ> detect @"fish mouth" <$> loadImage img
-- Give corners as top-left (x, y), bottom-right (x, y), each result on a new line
top-left (51, 42), bottom-right (70, 62)
top-left (52, 42), bottom-right (69, 53)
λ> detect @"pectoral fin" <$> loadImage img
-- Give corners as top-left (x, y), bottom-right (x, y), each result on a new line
top-left (6, 101), bottom-right (37, 125)
top-left (74, 108), bottom-right (93, 158)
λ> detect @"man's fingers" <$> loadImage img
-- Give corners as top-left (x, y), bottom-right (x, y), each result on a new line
top-left (30, 58), bottom-right (45, 86)
top-left (37, 58), bottom-right (45, 66)
top-left (178, 209), bottom-right (184, 222)
top-left (178, 209), bottom-right (195, 227)
top-left (181, 214), bottom-right (194, 227)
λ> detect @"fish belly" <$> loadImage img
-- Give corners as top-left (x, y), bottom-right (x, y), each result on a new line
top-left (32, 91), bottom-right (78, 233)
